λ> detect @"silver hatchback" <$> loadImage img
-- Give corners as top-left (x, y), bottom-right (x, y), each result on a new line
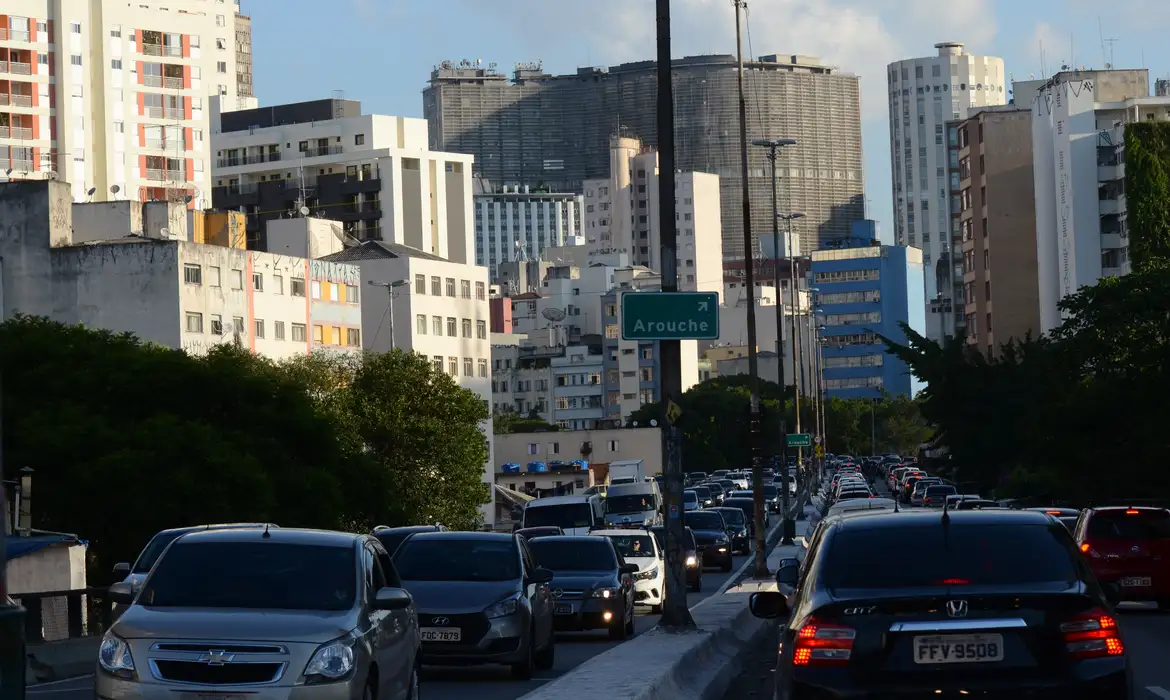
top-left (98, 527), bottom-right (419, 700)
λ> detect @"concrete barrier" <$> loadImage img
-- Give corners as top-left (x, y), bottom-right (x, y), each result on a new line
top-left (26, 637), bottom-right (96, 685)
top-left (516, 592), bottom-right (772, 700)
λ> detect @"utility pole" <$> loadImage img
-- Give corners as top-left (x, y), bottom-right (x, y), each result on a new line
top-left (655, 0), bottom-right (694, 629)
top-left (733, 0), bottom-right (766, 579)
top-left (0, 254), bottom-right (25, 697)
top-left (368, 279), bottom-right (408, 351)
top-left (778, 212), bottom-right (803, 545)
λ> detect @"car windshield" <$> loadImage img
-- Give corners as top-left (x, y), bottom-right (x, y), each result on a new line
top-left (524, 503), bottom-right (594, 529)
top-left (529, 540), bottom-right (616, 571)
top-left (607, 494), bottom-right (657, 514)
top-left (139, 542), bottom-right (355, 610)
top-left (394, 538), bottom-right (520, 582)
top-left (926, 486), bottom-right (957, 496)
top-left (724, 499), bottom-right (755, 516)
top-left (1087, 510), bottom-right (1170, 540)
top-left (604, 534), bottom-right (656, 558)
top-left (717, 509), bottom-right (745, 527)
top-left (705, 483), bottom-right (723, 495)
top-left (132, 531), bottom-right (186, 573)
top-left (761, 485), bottom-right (778, 497)
top-left (691, 486), bottom-right (712, 499)
top-left (650, 527), bottom-right (696, 550)
top-left (685, 511), bottom-right (726, 530)
top-left (374, 530), bottom-right (425, 555)
top-left (683, 491), bottom-right (698, 503)
top-left (822, 524), bottom-right (1077, 588)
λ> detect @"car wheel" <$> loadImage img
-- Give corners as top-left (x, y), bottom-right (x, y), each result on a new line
top-left (651, 603), bottom-right (663, 614)
top-left (608, 609), bottom-right (629, 640)
top-left (721, 558), bottom-right (733, 572)
top-left (533, 629), bottom-right (555, 670)
top-left (363, 675), bottom-right (377, 700)
top-left (624, 604), bottom-right (636, 635)
top-left (510, 631), bottom-right (536, 679)
top-left (691, 577), bottom-right (701, 593)
top-left (405, 662), bottom-right (419, 700)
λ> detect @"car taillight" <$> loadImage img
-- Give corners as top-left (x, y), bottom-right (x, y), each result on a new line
top-left (793, 617), bottom-right (855, 666)
top-left (1060, 608), bottom-right (1124, 659)
top-left (1080, 542), bottom-right (1102, 559)
top-left (924, 497), bottom-right (931, 503)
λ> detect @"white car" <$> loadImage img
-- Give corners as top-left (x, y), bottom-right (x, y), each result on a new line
top-left (595, 528), bottom-right (665, 613)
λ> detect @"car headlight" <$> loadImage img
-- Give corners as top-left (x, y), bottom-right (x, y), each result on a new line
top-left (485, 592), bottom-right (521, 618)
top-left (685, 555), bottom-right (698, 567)
top-left (715, 536), bottom-right (728, 545)
top-left (98, 631), bottom-right (135, 678)
top-left (636, 566), bottom-right (659, 581)
top-left (591, 587), bottom-right (620, 599)
top-left (303, 636), bottom-right (356, 683)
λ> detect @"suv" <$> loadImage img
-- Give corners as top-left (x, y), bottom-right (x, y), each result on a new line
top-left (1075, 506), bottom-right (1170, 609)
top-left (748, 509), bottom-right (1130, 698)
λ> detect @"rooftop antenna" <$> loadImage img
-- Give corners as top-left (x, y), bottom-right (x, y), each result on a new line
top-left (262, 523), bottom-right (272, 538)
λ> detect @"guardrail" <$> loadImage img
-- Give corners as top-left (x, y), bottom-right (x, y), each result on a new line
top-left (11, 587), bottom-right (114, 643)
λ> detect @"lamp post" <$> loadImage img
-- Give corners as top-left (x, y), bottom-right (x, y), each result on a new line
top-left (368, 279), bottom-right (408, 351)
top-left (775, 211), bottom-right (803, 545)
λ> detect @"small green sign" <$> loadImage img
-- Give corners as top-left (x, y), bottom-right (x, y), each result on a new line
top-left (621, 292), bottom-right (720, 340)
top-left (786, 433), bottom-right (812, 448)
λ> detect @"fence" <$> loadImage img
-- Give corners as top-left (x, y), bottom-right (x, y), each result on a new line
top-left (11, 587), bottom-right (115, 643)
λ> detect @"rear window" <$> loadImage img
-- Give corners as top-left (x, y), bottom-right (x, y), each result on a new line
top-left (683, 491), bottom-right (698, 503)
top-left (529, 539), bottom-right (617, 571)
top-left (821, 524), bottom-right (1077, 588)
top-left (926, 485), bottom-right (957, 496)
top-left (1087, 510), bottom-right (1170, 540)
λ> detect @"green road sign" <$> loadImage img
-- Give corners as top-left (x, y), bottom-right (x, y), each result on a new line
top-left (621, 292), bottom-right (720, 340)
top-left (786, 433), bottom-right (812, 448)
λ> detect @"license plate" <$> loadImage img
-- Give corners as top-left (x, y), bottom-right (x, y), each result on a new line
top-left (1121, 576), bottom-right (1152, 587)
top-left (555, 603), bottom-right (573, 615)
top-left (913, 634), bottom-right (1004, 664)
top-left (421, 627), bottom-right (461, 642)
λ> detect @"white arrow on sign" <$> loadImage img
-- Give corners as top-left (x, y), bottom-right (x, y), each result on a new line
top-left (698, 301), bottom-right (709, 312)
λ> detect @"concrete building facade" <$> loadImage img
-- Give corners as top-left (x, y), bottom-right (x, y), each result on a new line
top-left (473, 182), bottom-right (583, 279)
top-left (494, 426), bottom-right (665, 488)
top-left (887, 42), bottom-right (1006, 341)
top-left (423, 54), bottom-right (863, 261)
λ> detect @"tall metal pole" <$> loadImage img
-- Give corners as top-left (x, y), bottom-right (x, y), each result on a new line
top-left (766, 153), bottom-right (788, 541)
top-left (795, 277), bottom-right (807, 477)
top-left (733, 0), bottom-right (767, 578)
top-left (387, 292), bottom-right (396, 351)
top-left (655, 0), bottom-right (693, 629)
top-left (783, 215), bottom-right (801, 543)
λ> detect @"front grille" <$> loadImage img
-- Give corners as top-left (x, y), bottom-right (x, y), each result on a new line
top-left (551, 589), bottom-right (587, 599)
top-left (420, 612), bottom-right (490, 644)
top-left (153, 660), bottom-right (283, 685)
top-left (152, 643), bottom-right (284, 654)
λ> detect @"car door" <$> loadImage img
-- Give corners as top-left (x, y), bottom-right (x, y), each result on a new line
top-left (365, 543), bottom-right (408, 700)
top-left (519, 538), bottom-right (553, 648)
top-left (373, 540), bottom-right (416, 697)
top-left (611, 542), bottom-right (635, 618)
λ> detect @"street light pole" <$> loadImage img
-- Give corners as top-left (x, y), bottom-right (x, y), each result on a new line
top-left (779, 212), bottom-right (804, 545)
top-left (368, 279), bottom-right (408, 351)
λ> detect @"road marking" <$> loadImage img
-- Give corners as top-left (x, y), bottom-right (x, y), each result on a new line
top-left (28, 675), bottom-right (94, 689)
top-left (1147, 686), bottom-right (1170, 699)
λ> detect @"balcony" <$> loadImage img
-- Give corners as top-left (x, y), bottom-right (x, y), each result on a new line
top-left (299, 145), bottom-right (343, 159)
top-left (163, 77), bottom-right (183, 89)
top-left (0, 126), bottom-right (32, 140)
top-left (143, 105), bottom-right (163, 118)
top-left (6, 62), bottom-right (31, 75)
top-left (1098, 163), bottom-right (1124, 182)
top-left (164, 108), bottom-right (184, 120)
top-left (144, 169), bottom-right (181, 182)
top-left (1099, 198), bottom-right (1121, 216)
top-left (216, 152), bottom-right (281, 168)
top-left (10, 94), bottom-right (31, 107)
top-left (142, 43), bottom-right (182, 58)
top-left (5, 30), bottom-right (29, 42)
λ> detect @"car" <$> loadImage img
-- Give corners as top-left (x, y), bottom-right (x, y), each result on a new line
top-left (101, 527), bottom-right (420, 700)
top-left (1025, 507), bottom-right (1080, 532)
top-left (690, 485), bottom-right (716, 508)
top-left (593, 529), bottom-right (665, 612)
top-left (721, 497), bottom-right (760, 537)
top-left (1074, 505), bottom-right (1170, 609)
top-left (514, 526), bottom-right (565, 540)
top-left (372, 524), bottom-right (449, 555)
top-left (702, 481), bottom-right (726, 504)
top-left (683, 510), bottom-right (734, 572)
top-left (761, 484), bottom-right (782, 512)
top-left (525, 536), bottom-right (638, 639)
top-left (922, 484), bottom-right (958, 508)
top-left (954, 498), bottom-right (1005, 510)
top-left (710, 506), bottom-right (751, 555)
top-left (111, 523), bottom-right (276, 592)
top-left (748, 509), bottom-right (1130, 699)
top-left (649, 525), bottom-right (703, 591)
top-left (392, 531), bottom-right (556, 679)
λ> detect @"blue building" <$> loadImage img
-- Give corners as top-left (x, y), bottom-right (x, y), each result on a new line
top-left (810, 240), bottom-right (926, 399)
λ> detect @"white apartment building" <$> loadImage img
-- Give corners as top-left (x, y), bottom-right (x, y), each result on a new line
top-left (0, 0), bottom-right (250, 207)
top-left (1030, 69), bottom-right (1157, 332)
top-left (887, 42), bottom-right (1005, 340)
top-left (507, 262), bottom-right (619, 340)
top-left (474, 183), bottom-right (583, 277)
top-left (582, 135), bottom-right (723, 300)
top-left (490, 337), bottom-right (607, 430)
top-left (210, 98), bottom-right (475, 258)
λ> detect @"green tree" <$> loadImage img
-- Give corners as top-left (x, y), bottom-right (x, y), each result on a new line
top-left (1123, 122), bottom-right (1170, 268)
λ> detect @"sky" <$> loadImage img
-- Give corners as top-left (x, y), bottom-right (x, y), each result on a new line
top-left (245, 0), bottom-right (1169, 239)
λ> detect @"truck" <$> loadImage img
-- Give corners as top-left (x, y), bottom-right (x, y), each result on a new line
top-left (608, 459), bottom-right (646, 486)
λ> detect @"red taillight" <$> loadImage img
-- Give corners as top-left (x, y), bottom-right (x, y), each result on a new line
top-left (939, 578), bottom-right (969, 585)
top-left (1046, 510), bottom-right (1062, 515)
top-left (793, 617), bottom-right (856, 666)
top-left (1080, 542), bottom-right (1102, 559)
top-left (1061, 608), bottom-right (1124, 659)
top-left (924, 497), bottom-right (931, 503)
top-left (1126, 509), bottom-right (1141, 515)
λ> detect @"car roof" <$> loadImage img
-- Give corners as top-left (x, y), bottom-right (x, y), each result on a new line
top-left (374, 525), bottom-right (442, 535)
top-left (834, 509), bottom-right (1053, 531)
top-left (526, 535), bottom-right (611, 545)
top-left (591, 528), bottom-right (652, 536)
top-left (155, 523), bottom-right (272, 536)
top-left (176, 527), bottom-right (357, 546)
top-left (405, 531), bottom-right (517, 543)
top-left (526, 495), bottom-right (595, 506)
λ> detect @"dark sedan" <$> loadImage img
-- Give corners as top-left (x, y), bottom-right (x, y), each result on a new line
top-left (527, 536), bottom-right (637, 639)
top-left (684, 509), bottom-right (733, 571)
top-left (711, 506), bottom-right (751, 554)
top-left (722, 497), bottom-right (759, 537)
top-left (515, 526), bottom-right (565, 540)
top-left (372, 524), bottom-right (448, 555)
top-left (649, 525), bottom-right (703, 591)
top-left (690, 485), bottom-right (716, 509)
top-left (1026, 506), bottom-right (1081, 532)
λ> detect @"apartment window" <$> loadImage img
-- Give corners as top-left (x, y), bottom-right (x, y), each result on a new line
top-left (252, 272), bottom-right (263, 291)
top-left (445, 278), bottom-right (456, 297)
top-left (110, 25), bottom-right (122, 37)
top-left (208, 266), bottom-right (221, 287)
top-left (446, 317), bottom-right (457, 337)
top-left (432, 316), bottom-right (443, 335)
top-left (346, 284), bottom-right (359, 304)
top-left (217, 61), bottom-right (227, 74)
top-left (71, 22), bottom-right (81, 33)
top-left (431, 276), bottom-right (442, 296)
top-left (311, 281), bottom-right (322, 299)
top-left (273, 274), bottom-right (284, 294)
top-left (71, 55), bottom-right (82, 66)
top-left (274, 321), bottom-right (286, 341)
top-left (312, 325), bottom-right (324, 343)
top-left (608, 440), bottom-right (620, 452)
top-left (183, 263), bottom-right (202, 285)
top-left (254, 319), bottom-right (265, 339)
top-left (432, 356), bottom-right (443, 372)
top-left (416, 314), bottom-right (427, 334)
top-left (215, 14), bottom-right (226, 26)
top-left (476, 320), bottom-right (487, 339)
top-left (291, 277), bottom-right (306, 297)
top-left (355, 134), bottom-right (365, 146)
top-left (461, 319), bottom-right (472, 338)
top-left (415, 274), bottom-right (426, 294)
top-left (463, 358), bottom-right (473, 376)
top-left (460, 280), bottom-right (471, 299)
top-left (448, 357), bottom-right (458, 376)
top-left (216, 37), bottom-right (227, 49)
top-left (329, 283), bottom-right (340, 302)
top-left (475, 281), bottom-right (486, 300)
top-left (233, 317), bottom-right (245, 334)
top-left (185, 312), bottom-right (203, 333)
top-left (111, 59), bottom-right (123, 70)
top-left (291, 323), bottom-right (307, 342)
top-left (477, 359), bottom-right (488, 378)
top-left (229, 269), bottom-right (243, 290)
top-left (347, 328), bottom-right (361, 346)
top-left (114, 121), bottom-right (125, 134)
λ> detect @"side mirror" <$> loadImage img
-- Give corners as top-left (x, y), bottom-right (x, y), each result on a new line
top-left (776, 561), bottom-right (799, 588)
top-left (108, 582), bottom-right (135, 605)
top-left (619, 563), bottom-right (639, 575)
top-left (1102, 582), bottom-right (1122, 606)
top-left (528, 567), bottom-right (554, 585)
top-left (112, 562), bottom-right (131, 576)
top-left (748, 591), bottom-right (790, 619)
top-left (373, 587), bottom-right (413, 611)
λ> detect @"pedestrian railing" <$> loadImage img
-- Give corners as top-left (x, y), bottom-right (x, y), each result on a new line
top-left (11, 587), bottom-right (115, 643)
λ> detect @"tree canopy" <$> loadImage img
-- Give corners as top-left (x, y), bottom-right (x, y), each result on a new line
top-left (0, 315), bottom-right (490, 582)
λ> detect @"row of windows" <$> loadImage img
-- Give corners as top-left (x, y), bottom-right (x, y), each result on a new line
top-left (416, 315), bottom-right (488, 340)
top-left (823, 333), bottom-right (880, 346)
top-left (825, 375), bottom-right (885, 390)
top-left (183, 264), bottom-right (359, 304)
top-left (823, 311), bottom-right (882, 326)
top-left (813, 269), bottom-right (881, 283)
top-left (182, 313), bottom-right (361, 346)
top-left (525, 439), bottom-right (622, 455)
top-left (822, 354), bottom-right (884, 369)
top-left (430, 356), bottom-right (489, 378)
top-left (413, 274), bottom-right (486, 300)
top-left (816, 290), bottom-right (881, 305)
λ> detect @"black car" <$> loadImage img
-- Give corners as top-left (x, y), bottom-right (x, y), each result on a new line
top-left (688, 471), bottom-right (709, 482)
top-left (1026, 507), bottom-right (1081, 532)
top-left (515, 526), bottom-right (565, 540)
top-left (526, 536), bottom-right (637, 639)
top-left (712, 506), bottom-right (751, 554)
top-left (761, 483), bottom-right (781, 512)
top-left (372, 524), bottom-right (448, 555)
top-left (649, 525), bottom-right (703, 591)
top-left (703, 481), bottom-right (726, 504)
top-left (393, 532), bottom-right (556, 679)
top-left (684, 510), bottom-right (733, 571)
top-left (749, 509), bottom-right (1130, 699)
top-left (690, 485), bottom-right (716, 509)
top-left (722, 497), bottom-right (760, 536)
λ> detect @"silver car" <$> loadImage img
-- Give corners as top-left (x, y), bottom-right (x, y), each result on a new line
top-left (99, 527), bottom-right (419, 700)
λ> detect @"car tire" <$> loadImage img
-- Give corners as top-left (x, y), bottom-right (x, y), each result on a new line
top-left (721, 558), bottom-right (733, 572)
top-left (511, 632), bottom-right (536, 680)
top-left (608, 610), bottom-right (629, 640)
top-left (405, 663), bottom-right (419, 700)
top-left (624, 607), bottom-right (636, 636)
top-left (691, 577), bottom-right (701, 593)
top-left (363, 675), bottom-right (377, 700)
top-left (651, 603), bottom-right (663, 614)
top-left (533, 629), bottom-right (555, 670)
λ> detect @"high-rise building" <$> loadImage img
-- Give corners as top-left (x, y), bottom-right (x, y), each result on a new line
top-left (887, 42), bottom-right (1006, 341)
top-left (234, 10), bottom-right (252, 98)
top-left (0, 0), bottom-right (251, 207)
top-left (473, 181), bottom-right (583, 279)
top-left (423, 54), bottom-right (864, 263)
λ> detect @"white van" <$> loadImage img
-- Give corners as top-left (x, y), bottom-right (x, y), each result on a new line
top-left (521, 495), bottom-right (604, 535)
top-left (604, 482), bottom-right (663, 528)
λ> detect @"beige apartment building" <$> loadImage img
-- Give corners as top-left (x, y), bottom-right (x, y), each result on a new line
top-left (954, 107), bottom-right (1040, 355)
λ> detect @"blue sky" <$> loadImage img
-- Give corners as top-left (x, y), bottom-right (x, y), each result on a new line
top-left (246, 0), bottom-right (1167, 238)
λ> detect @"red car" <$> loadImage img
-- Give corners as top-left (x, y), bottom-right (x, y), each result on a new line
top-left (1075, 506), bottom-right (1170, 608)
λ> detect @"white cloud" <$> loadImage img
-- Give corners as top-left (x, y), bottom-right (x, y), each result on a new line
top-left (451, 0), bottom-right (998, 122)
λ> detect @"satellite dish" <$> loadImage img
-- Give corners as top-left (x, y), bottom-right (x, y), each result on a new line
top-left (110, 184), bottom-right (120, 194)
top-left (160, 228), bottom-right (170, 238)
top-left (542, 307), bottom-right (567, 322)
top-left (649, 419), bottom-right (658, 427)
top-left (184, 195), bottom-right (194, 204)
top-left (86, 187), bottom-right (96, 196)
top-left (299, 206), bottom-right (310, 217)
